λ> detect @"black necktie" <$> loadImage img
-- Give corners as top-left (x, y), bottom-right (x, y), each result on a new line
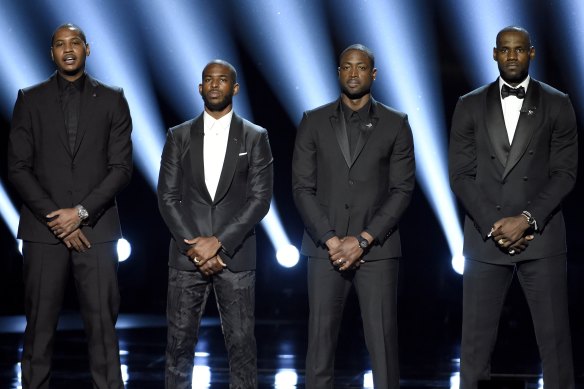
top-left (501, 84), bottom-right (525, 99)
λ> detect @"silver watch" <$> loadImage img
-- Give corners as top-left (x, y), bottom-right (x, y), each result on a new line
top-left (76, 205), bottom-right (89, 221)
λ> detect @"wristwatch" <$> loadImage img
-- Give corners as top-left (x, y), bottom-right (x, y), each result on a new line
top-left (521, 210), bottom-right (536, 227)
top-left (356, 235), bottom-right (370, 250)
top-left (76, 205), bottom-right (89, 221)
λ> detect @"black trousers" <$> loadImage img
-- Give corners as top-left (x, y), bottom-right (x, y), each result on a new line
top-left (305, 257), bottom-right (400, 389)
top-left (21, 241), bottom-right (123, 389)
top-left (460, 255), bottom-right (574, 389)
top-left (165, 267), bottom-right (257, 389)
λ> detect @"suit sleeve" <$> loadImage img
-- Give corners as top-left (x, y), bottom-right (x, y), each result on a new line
top-left (7, 90), bottom-right (60, 221)
top-left (528, 96), bottom-right (578, 228)
top-left (449, 97), bottom-right (501, 237)
top-left (364, 115), bottom-right (416, 244)
top-left (157, 129), bottom-right (193, 253)
top-left (81, 89), bottom-right (133, 225)
top-left (291, 112), bottom-right (334, 245)
top-left (215, 129), bottom-right (273, 255)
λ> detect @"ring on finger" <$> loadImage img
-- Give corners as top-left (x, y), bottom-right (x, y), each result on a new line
top-left (497, 239), bottom-right (505, 245)
top-left (194, 257), bottom-right (200, 264)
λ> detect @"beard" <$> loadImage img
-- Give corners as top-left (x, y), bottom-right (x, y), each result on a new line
top-left (341, 85), bottom-right (370, 100)
top-left (203, 93), bottom-right (233, 112)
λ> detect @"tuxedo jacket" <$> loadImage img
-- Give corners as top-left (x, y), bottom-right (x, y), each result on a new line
top-left (449, 78), bottom-right (578, 264)
top-left (292, 98), bottom-right (415, 260)
top-left (157, 113), bottom-right (273, 272)
top-left (7, 72), bottom-right (133, 244)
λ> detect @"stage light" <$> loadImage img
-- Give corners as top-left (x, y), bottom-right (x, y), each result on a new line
top-left (332, 0), bottom-right (464, 273)
top-left (192, 365), bottom-right (211, 388)
top-left (230, 0), bottom-right (338, 116)
top-left (451, 255), bottom-right (465, 276)
top-left (557, 1), bottom-right (584, 103)
top-left (450, 372), bottom-right (460, 389)
top-left (363, 370), bottom-right (373, 388)
top-left (274, 369), bottom-right (298, 388)
top-left (117, 238), bottom-right (132, 262)
top-left (121, 364), bottom-right (129, 383)
top-left (276, 245), bottom-right (300, 268)
top-left (0, 182), bottom-right (19, 238)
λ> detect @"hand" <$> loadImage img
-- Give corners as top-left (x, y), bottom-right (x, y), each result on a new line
top-left (329, 236), bottom-right (363, 271)
top-left (184, 236), bottom-right (222, 266)
top-left (491, 215), bottom-right (531, 249)
top-left (198, 255), bottom-right (227, 276)
top-left (507, 234), bottom-right (535, 255)
top-left (63, 229), bottom-right (91, 252)
top-left (47, 208), bottom-right (81, 238)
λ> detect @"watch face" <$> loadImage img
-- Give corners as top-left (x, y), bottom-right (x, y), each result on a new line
top-left (359, 240), bottom-right (368, 248)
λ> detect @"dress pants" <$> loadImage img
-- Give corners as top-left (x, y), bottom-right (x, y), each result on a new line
top-left (460, 255), bottom-right (574, 389)
top-left (165, 267), bottom-right (257, 389)
top-left (305, 257), bottom-right (400, 389)
top-left (21, 241), bottom-right (123, 389)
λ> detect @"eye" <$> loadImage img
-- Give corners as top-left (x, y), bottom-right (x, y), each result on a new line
top-left (54, 41), bottom-right (63, 47)
top-left (516, 48), bottom-right (526, 54)
top-left (498, 48), bottom-right (509, 54)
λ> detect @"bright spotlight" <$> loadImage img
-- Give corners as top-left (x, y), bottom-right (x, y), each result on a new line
top-left (192, 365), bottom-right (211, 388)
top-left (363, 370), bottom-right (373, 388)
top-left (121, 364), bottom-right (129, 383)
top-left (450, 372), bottom-right (460, 389)
top-left (451, 255), bottom-right (465, 275)
top-left (274, 369), bottom-right (298, 388)
top-left (117, 238), bottom-right (132, 262)
top-left (276, 245), bottom-right (300, 268)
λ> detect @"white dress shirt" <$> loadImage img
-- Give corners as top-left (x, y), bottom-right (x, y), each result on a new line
top-left (499, 76), bottom-right (530, 144)
top-left (203, 109), bottom-right (233, 200)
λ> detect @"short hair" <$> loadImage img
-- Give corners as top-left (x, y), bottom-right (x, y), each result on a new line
top-left (496, 26), bottom-right (531, 47)
top-left (339, 44), bottom-right (375, 68)
top-left (51, 23), bottom-right (87, 46)
top-left (202, 60), bottom-right (237, 84)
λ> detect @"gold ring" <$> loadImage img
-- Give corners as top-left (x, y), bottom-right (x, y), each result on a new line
top-left (497, 239), bottom-right (505, 245)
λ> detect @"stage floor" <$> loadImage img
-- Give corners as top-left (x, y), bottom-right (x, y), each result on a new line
top-left (0, 314), bottom-right (581, 388)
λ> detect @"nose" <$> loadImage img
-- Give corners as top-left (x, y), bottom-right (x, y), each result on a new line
top-left (350, 67), bottom-right (359, 77)
top-left (507, 50), bottom-right (517, 60)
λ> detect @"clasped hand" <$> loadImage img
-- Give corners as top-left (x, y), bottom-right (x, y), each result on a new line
top-left (491, 215), bottom-right (534, 255)
top-left (184, 236), bottom-right (226, 275)
top-left (327, 236), bottom-right (363, 271)
top-left (46, 208), bottom-right (91, 252)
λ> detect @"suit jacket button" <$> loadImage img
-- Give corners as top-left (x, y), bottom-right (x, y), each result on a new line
top-left (349, 180), bottom-right (354, 186)
top-left (523, 176), bottom-right (528, 181)
top-left (344, 204), bottom-right (349, 210)
top-left (496, 205), bottom-right (501, 210)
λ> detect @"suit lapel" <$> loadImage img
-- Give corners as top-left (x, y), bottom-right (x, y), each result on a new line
top-left (189, 115), bottom-right (213, 203)
top-left (485, 82), bottom-right (510, 168)
top-left (72, 75), bottom-right (98, 158)
top-left (213, 114), bottom-right (244, 204)
top-left (351, 99), bottom-right (379, 166)
top-left (503, 80), bottom-right (541, 179)
top-left (330, 101), bottom-right (351, 167)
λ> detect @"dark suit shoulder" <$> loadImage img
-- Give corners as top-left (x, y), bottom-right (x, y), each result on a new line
top-left (459, 83), bottom-right (491, 101)
top-left (533, 79), bottom-right (569, 99)
top-left (302, 100), bottom-right (339, 119)
top-left (372, 100), bottom-right (407, 120)
top-left (241, 116), bottom-right (268, 136)
top-left (168, 117), bottom-right (197, 137)
top-left (86, 75), bottom-right (125, 96)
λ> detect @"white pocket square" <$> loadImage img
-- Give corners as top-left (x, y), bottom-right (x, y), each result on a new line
top-left (239, 152), bottom-right (248, 156)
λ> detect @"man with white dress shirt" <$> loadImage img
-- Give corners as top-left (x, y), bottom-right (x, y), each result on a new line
top-left (449, 26), bottom-right (577, 388)
top-left (157, 60), bottom-right (273, 389)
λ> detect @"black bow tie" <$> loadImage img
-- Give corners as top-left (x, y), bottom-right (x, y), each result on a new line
top-left (501, 84), bottom-right (525, 99)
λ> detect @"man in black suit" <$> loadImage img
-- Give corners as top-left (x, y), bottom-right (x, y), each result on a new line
top-left (449, 26), bottom-right (577, 388)
top-left (7, 23), bottom-right (132, 388)
top-left (158, 60), bottom-right (273, 389)
top-left (292, 44), bottom-right (415, 388)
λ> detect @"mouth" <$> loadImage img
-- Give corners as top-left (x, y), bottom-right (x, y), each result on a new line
top-left (207, 91), bottom-right (222, 98)
top-left (63, 54), bottom-right (76, 65)
top-left (347, 79), bottom-right (360, 87)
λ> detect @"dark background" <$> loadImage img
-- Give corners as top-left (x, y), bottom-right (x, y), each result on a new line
top-left (0, 0), bottom-right (583, 375)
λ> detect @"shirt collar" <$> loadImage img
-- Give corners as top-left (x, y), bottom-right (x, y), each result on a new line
top-left (203, 109), bottom-right (233, 135)
top-left (57, 72), bottom-right (86, 93)
top-left (341, 99), bottom-right (372, 122)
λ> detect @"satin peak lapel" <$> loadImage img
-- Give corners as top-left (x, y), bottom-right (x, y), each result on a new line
top-left (330, 102), bottom-right (351, 167)
top-left (485, 83), bottom-right (510, 168)
top-left (213, 114), bottom-right (244, 204)
top-left (189, 115), bottom-right (213, 203)
top-left (503, 81), bottom-right (540, 179)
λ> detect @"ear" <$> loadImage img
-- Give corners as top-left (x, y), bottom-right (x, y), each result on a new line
top-left (233, 83), bottom-right (240, 96)
top-left (198, 84), bottom-right (203, 96)
top-left (372, 67), bottom-right (377, 80)
top-left (85, 43), bottom-right (91, 57)
top-left (492, 47), bottom-right (498, 61)
top-left (529, 46), bottom-right (535, 60)
top-left (50, 48), bottom-right (54, 62)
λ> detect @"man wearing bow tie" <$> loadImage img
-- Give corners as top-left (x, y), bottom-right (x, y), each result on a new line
top-left (449, 26), bottom-right (577, 388)
top-left (292, 44), bottom-right (415, 388)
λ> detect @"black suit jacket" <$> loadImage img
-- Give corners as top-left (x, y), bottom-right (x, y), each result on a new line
top-left (449, 78), bottom-right (578, 264)
top-left (292, 98), bottom-right (415, 260)
top-left (157, 113), bottom-right (273, 272)
top-left (8, 72), bottom-right (133, 244)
